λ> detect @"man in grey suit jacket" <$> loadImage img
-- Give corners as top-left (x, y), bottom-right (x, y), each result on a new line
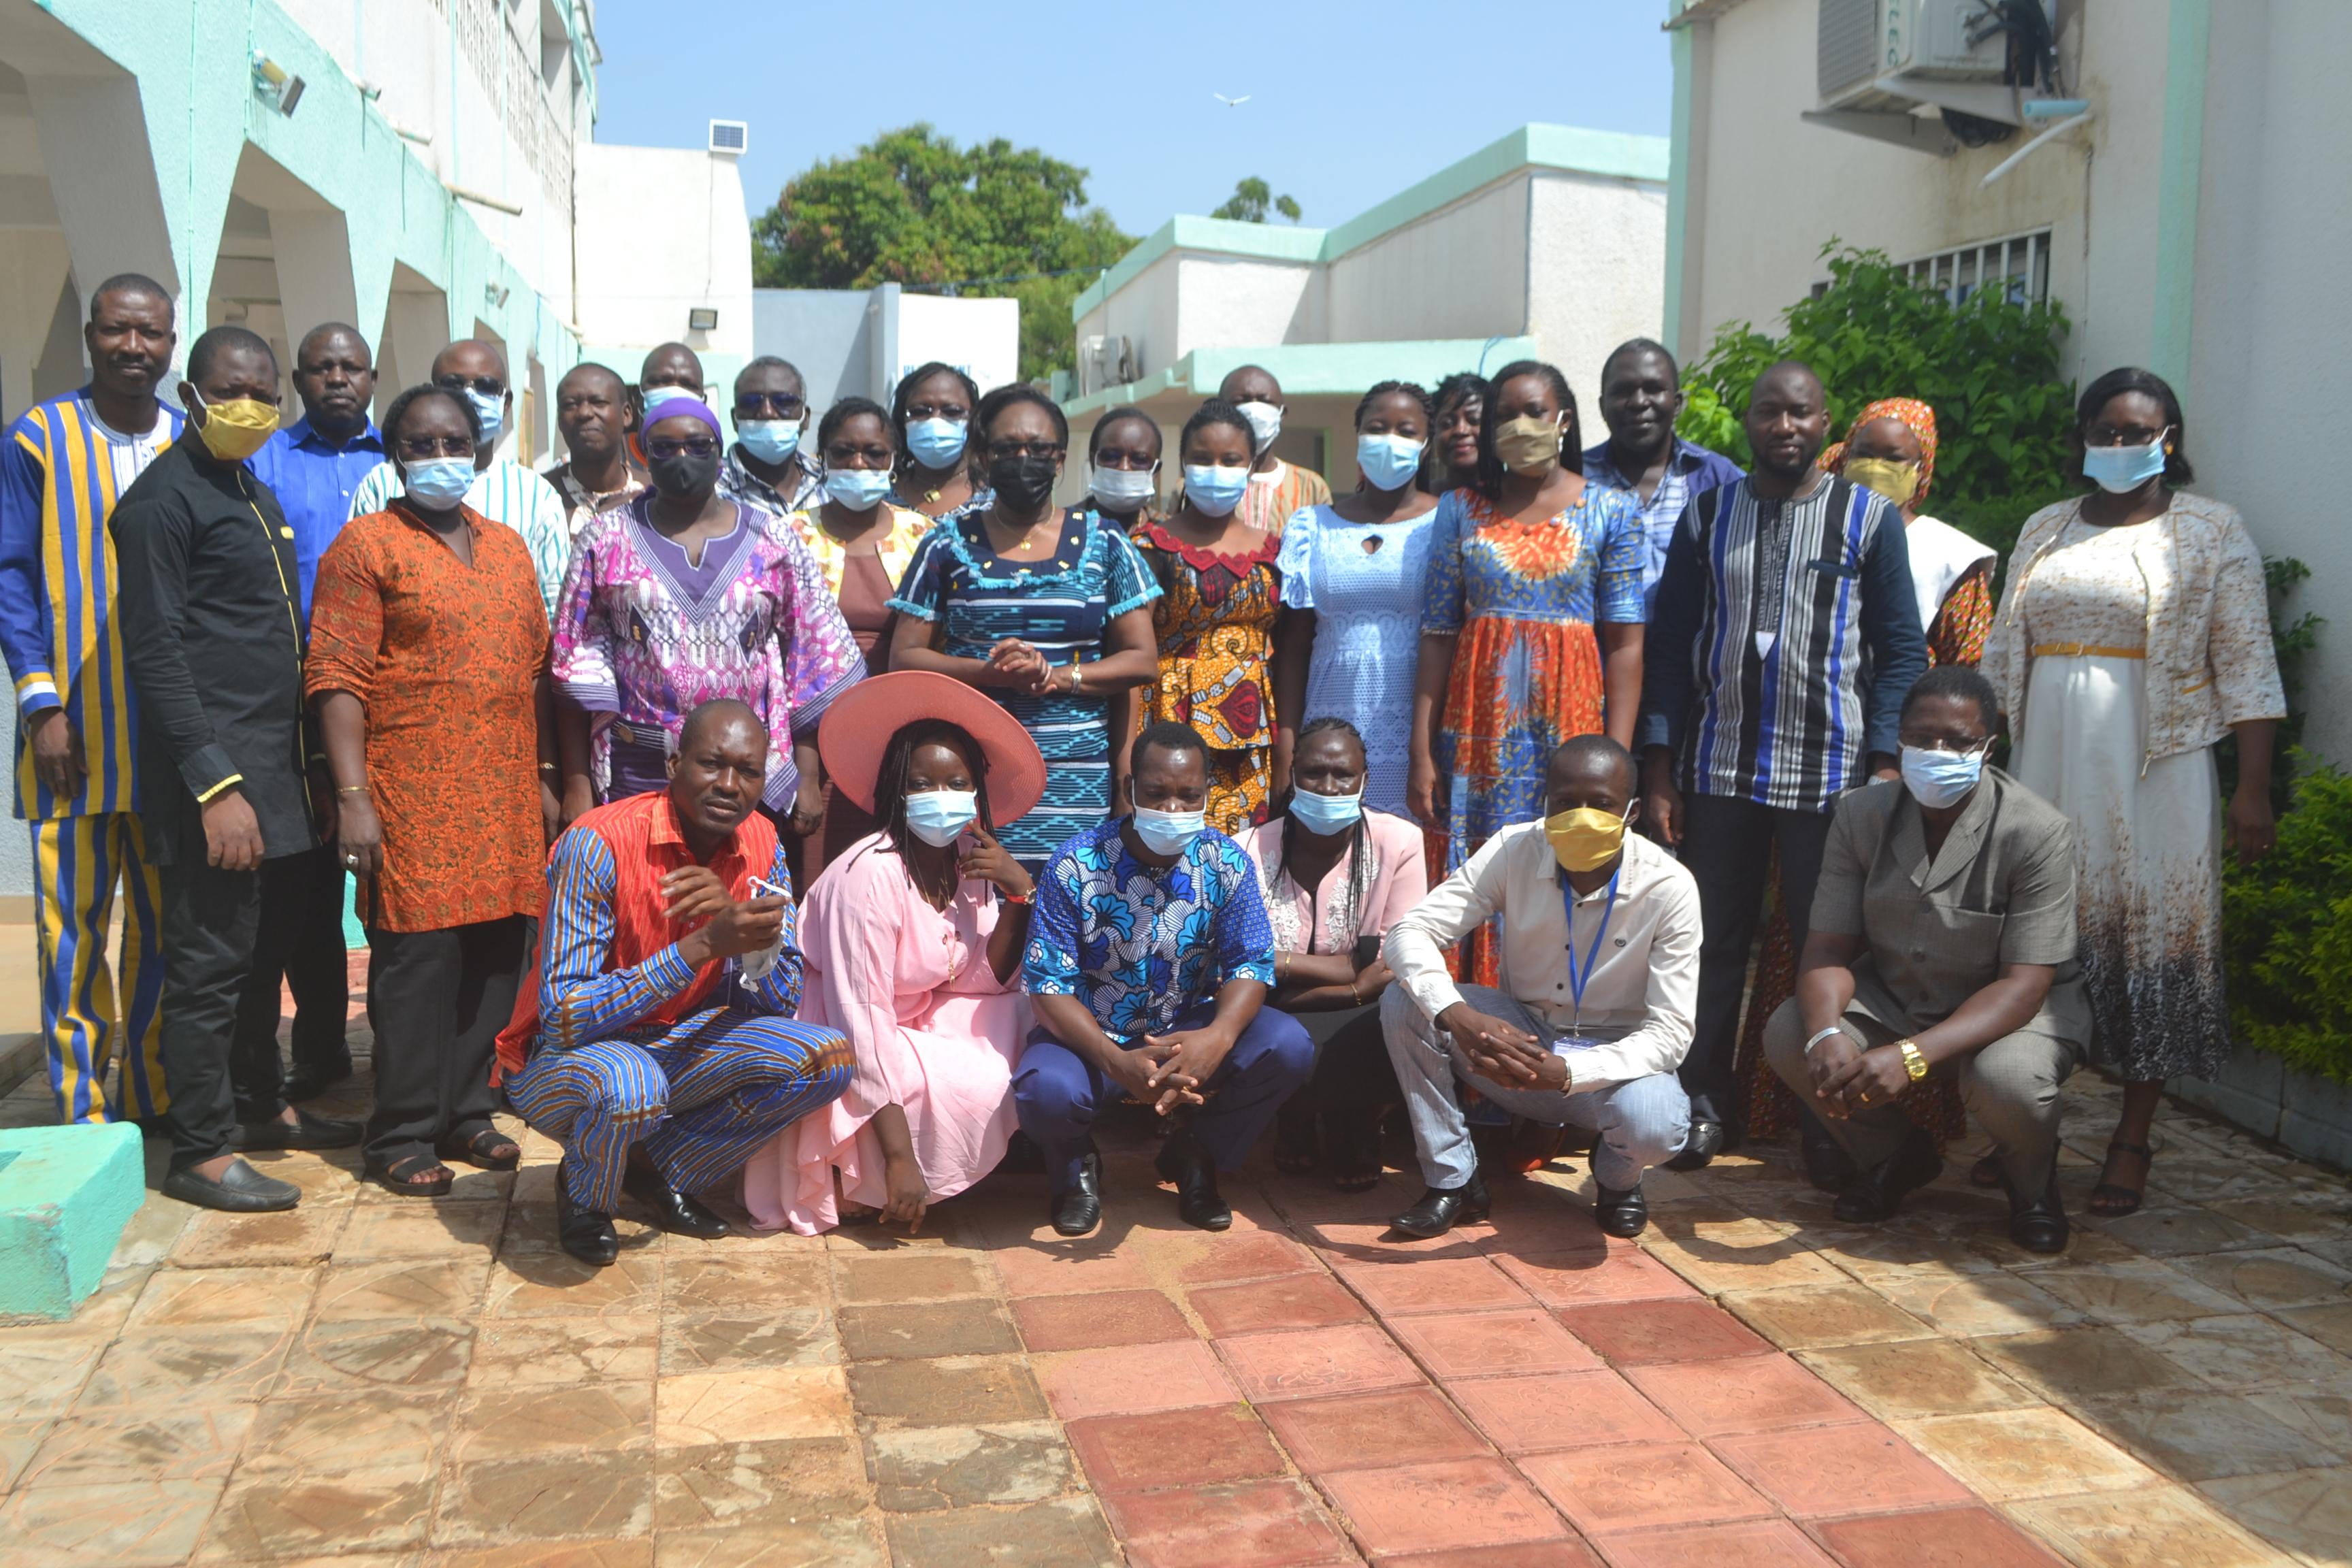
top-left (1765, 666), bottom-right (2087, 1253)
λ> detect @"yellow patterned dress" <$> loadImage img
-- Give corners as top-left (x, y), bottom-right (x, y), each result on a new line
top-left (1139, 522), bottom-right (1280, 834)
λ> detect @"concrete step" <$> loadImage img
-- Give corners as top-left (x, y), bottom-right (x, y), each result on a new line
top-left (0, 1121), bottom-right (144, 1321)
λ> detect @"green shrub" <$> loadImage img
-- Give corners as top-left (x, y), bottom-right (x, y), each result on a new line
top-left (2224, 756), bottom-right (2352, 1084)
top-left (1677, 242), bottom-right (2077, 555)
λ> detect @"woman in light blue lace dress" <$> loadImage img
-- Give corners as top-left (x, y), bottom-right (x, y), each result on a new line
top-left (1271, 382), bottom-right (1439, 815)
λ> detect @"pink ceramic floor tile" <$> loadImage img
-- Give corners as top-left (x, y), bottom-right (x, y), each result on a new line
top-left (1810, 1505), bottom-right (2067, 1567)
top-left (1626, 1354), bottom-right (1867, 1438)
top-left (990, 1239), bottom-right (1155, 1297)
top-left (1011, 1288), bottom-right (1193, 1352)
top-left (1220, 1324), bottom-right (1430, 1403)
top-left (1450, 1370), bottom-right (1683, 1455)
top-left (1519, 1441), bottom-right (1775, 1536)
top-left (1498, 1248), bottom-right (1698, 1308)
top-left (1388, 1308), bottom-right (1601, 1381)
top-left (1592, 1518), bottom-right (1839, 1567)
top-left (1710, 1424), bottom-right (1974, 1518)
top-left (1337, 1256), bottom-right (1531, 1318)
top-left (1103, 1477), bottom-right (1357, 1568)
top-left (1318, 1458), bottom-right (1571, 1557)
top-left (1556, 1301), bottom-right (1774, 1367)
top-left (1036, 1337), bottom-right (1239, 1421)
top-left (1065, 1404), bottom-right (1288, 1494)
top-left (1190, 1273), bottom-right (1372, 1338)
top-left (1258, 1386), bottom-right (1490, 1473)
top-left (1175, 1230), bottom-right (1321, 1285)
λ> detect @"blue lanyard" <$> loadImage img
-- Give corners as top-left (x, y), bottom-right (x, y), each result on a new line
top-left (1561, 867), bottom-right (1622, 1032)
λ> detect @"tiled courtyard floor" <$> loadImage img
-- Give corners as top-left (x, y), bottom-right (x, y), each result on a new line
top-left (1, 1026), bottom-right (2347, 1566)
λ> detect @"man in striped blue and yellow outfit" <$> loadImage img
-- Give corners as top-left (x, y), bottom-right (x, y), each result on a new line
top-left (0, 274), bottom-right (181, 1124)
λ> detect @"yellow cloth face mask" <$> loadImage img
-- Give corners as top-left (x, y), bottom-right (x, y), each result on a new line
top-left (1494, 414), bottom-right (1564, 475)
top-left (193, 397), bottom-right (280, 462)
top-left (1844, 457), bottom-right (1920, 509)
top-left (1544, 806), bottom-right (1629, 873)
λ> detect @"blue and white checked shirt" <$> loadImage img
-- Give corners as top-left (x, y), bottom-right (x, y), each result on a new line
top-left (1582, 436), bottom-right (1746, 612)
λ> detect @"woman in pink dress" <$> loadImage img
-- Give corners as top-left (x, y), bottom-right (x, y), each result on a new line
top-left (741, 671), bottom-right (1047, 1234)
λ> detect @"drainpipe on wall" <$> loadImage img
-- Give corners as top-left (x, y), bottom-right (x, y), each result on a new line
top-left (2150, 0), bottom-right (2208, 388)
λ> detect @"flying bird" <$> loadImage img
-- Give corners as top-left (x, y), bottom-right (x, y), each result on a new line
top-left (1213, 93), bottom-right (1251, 108)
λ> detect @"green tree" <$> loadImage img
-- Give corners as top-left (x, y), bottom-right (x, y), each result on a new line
top-left (1211, 177), bottom-right (1302, 224)
top-left (752, 125), bottom-right (1134, 382)
top-left (1677, 243), bottom-right (2076, 557)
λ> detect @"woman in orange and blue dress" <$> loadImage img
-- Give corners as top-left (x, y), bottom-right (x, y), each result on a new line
top-left (1134, 399), bottom-right (1284, 834)
top-left (1407, 360), bottom-right (1645, 984)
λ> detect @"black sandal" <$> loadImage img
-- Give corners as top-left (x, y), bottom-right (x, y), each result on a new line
top-left (438, 1126), bottom-right (521, 1171)
top-left (370, 1153), bottom-right (454, 1197)
top-left (2089, 1141), bottom-right (2153, 1218)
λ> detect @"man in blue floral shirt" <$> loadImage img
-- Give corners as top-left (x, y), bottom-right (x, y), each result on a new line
top-left (1019, 722), bottom-right (1312, 1236)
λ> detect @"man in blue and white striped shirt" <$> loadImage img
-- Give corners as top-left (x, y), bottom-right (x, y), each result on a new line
top-left (1637, 361), bottom-right (1927, 1166)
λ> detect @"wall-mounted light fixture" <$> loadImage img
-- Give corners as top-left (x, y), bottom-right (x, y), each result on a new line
top-left (687, 308), bottom-right (719, 332)
top-left (251, 53), bottom-right (305, 117)
top-left (485, 282), bottom-right (511, 310)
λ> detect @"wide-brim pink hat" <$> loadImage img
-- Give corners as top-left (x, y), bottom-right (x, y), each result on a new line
top-left (817, 670), bottom-right (1047, 823)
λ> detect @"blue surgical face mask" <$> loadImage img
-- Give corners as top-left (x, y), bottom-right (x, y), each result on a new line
top-left (904, 416), bottom-right (967, 470)
top-left (644, 385), bottom-right (697, 411)
top-left (1288, 787), bottom-right (1364, 836)
top-left (1131, 804), bottom-right (1207, 857)
top-left (1356, 434), bottom-right (1425, 493)
top-left (904, 788), bottom-right (978, 848)
top-left (1183, 463), bottom-right (1250, 518)
top-left (466, 388), bottom-right (505, 445)
top-left (1901, 744), bottom-right (1985, 809)
top-left (824, 467), bottom-right (893, 510)
top-left (736, 419), bottom-right (801, 465)
top-left (2082, 431), bottom-right (2169, 494)
top-left (402, 457), bottom-right (476, 510)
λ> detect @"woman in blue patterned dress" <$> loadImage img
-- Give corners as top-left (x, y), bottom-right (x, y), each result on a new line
top-left (1406, 361), bottom-right (1646, 983)
top-left (887, 385), bottom-right (1162, 870)
top-left (1271, 380), bottom-right (1440, 813)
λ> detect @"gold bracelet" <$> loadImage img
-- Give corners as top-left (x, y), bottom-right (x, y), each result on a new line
top-left (1898, 1039), bottom-right (1929, 1081)
top-left (336, 783), bottom-right (369, 796)
top-left (1068, 662), bottom-right (1085, 692)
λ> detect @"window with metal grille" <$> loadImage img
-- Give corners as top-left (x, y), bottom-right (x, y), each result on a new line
top-left (1812, 229), bottom-right (2053, 307)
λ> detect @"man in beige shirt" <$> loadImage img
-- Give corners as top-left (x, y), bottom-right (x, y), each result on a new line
top-left (1382, 736), bottom-right (1701, 1239)
top-left (1765, 665), bottom-right (2084, 1253)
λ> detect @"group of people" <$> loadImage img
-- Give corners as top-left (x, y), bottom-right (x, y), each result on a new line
top-left (0, 268), bottom-right (2284, 1264)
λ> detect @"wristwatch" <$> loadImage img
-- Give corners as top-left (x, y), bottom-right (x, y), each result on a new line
top-left (1897, 1039), bottom-right (1929, 1081)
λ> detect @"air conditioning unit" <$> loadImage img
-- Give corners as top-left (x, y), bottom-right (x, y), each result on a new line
top-left (1081, 334), bottom-right (1136, 394)
top-left (708, 119), bottom-right (748, 157)
top-left (1813, 0), bottom-right (2061, 150)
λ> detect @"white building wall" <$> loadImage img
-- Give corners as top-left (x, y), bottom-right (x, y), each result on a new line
top-left (1324, 178), bottom-right (1529, 346)
top-left (573, 141), bottom-right (753, 385)
top-left (1527, 173), bottom-right (1669, 395)
top-left (893, 294), bottom-right (1019, 396)
top-left (1074, 253), bottom-right (1181, 385)
top-left (1171, 256), bottom-right (1316, 361)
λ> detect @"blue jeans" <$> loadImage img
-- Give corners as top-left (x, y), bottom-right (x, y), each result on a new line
top-left (1381, 983), bottom-right (1690, 1190)
top-left (1013, 1000), bottom-right (1314, 1193)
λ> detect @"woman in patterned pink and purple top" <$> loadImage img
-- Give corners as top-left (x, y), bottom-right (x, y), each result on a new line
top-left (552, 397), bottom-right (864, 843)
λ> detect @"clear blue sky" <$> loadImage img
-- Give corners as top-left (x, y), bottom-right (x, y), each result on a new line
top-left (587, 1), bottom-right (1677, 237)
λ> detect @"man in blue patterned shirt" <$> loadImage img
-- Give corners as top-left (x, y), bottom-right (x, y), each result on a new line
top-left (1019, 722), bottom-right (1311, 1236)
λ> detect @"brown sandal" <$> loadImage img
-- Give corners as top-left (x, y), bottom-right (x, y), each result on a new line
top-left (370, 1153), bottom-right (454, 1197)
top-left (2089, 1141), bottom-right (2152, 1218)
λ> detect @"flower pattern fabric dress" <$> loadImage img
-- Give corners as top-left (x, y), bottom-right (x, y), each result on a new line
top-left (1424, 486), bottom-right (1644, 981)
top-left (889, 510), bottom-right (1160, 869)
top-left (1138, 523), bottom-right (1281, 835)
top-left (740, 833), bottom-right (1028, 1235)
top-left (551, 494), bottom-right (864, 812)
top-left (1277, 504), bottom-right (1437, 815)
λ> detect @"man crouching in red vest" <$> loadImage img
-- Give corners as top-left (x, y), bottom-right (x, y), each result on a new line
top-left (501, 698), bottom-right (853, 1264)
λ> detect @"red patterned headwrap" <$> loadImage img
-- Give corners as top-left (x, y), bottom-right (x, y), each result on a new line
top-left (1818, 397), bottom-right (1938, 503)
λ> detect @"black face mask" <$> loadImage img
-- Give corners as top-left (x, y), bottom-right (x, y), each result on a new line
top-left (986, 453), bottom-right (1058, 511)
top-left (649, 448), bottom-right (720, 500)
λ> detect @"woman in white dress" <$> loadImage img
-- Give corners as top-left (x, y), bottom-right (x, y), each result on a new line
top-left (1270, 381), bottom-right (1440, 811)
top-left (1982, 368), bottom-right (2284, 1215)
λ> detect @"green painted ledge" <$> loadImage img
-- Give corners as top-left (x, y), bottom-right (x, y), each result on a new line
top-left (1062, 337), bottom-right (1540, 421)
top-left (0, 1122), bottom-right (144, 1322)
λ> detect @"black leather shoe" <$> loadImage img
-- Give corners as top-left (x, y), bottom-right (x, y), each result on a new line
top-left (1833, 1132), bottom-right (1945, 1222)
top-left (1801, 1121), bottom-right (1859, 1192)
top-left (161, 1157), bottom-right (300, 1212)
top-left (624, 1168), bottom-right (730, 1239)
top-left (1594, 1179), bottom-right (1650, 1238)
top-left (282, 1062), bottom-right (354, 1103)
top-left (1156, 1130), bottom-right (1232, 1231)
top-left (1665, 1118), bottom-right (1726, 1171)
top-left (555, 1162), bottom-right (619, 1266)
top-left (1051, 1145), bottom-right (1103, 1237)
top-left (233, 1107), bottom-right (362, 1152)
top-left (1390, 1175), bottom-right (1491, 1239)
top-left (2008, 1168), bottom-right (2071, 1254)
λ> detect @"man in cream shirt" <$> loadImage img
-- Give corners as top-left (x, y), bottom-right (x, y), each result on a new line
top-left (1382, 735), bottom-right (1700, 1239)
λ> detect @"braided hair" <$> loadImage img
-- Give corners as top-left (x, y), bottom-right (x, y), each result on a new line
top-left (1353, 380), bottom-right (1435, 431)
top-left (1275, 717), bottom-right (1378, 946)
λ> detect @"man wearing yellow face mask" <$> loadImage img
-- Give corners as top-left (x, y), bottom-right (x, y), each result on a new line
top-left (1380, 735), bottom-right (1701, 1239)
top-left (112, 325), bottom-right (359, 1213)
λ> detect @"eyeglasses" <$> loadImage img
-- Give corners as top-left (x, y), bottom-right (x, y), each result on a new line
top-left (395, 435), bottom-right (474, 459)
top-left (904, 403), bottom-right (966, 422)
top-left (2083, 423), bottom-right (2171, 447)
top-left (735, 392), bottom-right (806, 418)
top-left (986, 440), bottom-right (1064, 461)
top-left (644, 436), bottom-right (721, 461)
top-left (1092, 451), bottom-right (1157, 472)
top-left (1897, 734), bottom-right (1992, 756)
top-left (434, 374), bottom-right (506, 398)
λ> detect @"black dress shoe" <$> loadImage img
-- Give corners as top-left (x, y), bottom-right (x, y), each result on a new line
top-left (1833, 1131), bottom-right (1945, 1222)
top-left (1801, 1120), bottom-right (1860, 1192)
top-left (1594, 1179), bottom-right (1650, 1239)
top-left (1156, 1130), bottom-right (1231, 1231)
top-left (555, 1163), bottom-right (619, 1266)
top-left (2008, 1169), bottom-right (2070, 1254)
top-left (1051, 1145), bottom-right (1103, 1237)
top-left (1390, 1175), bottom-right (1491, 1239)
top-left (233, 1107), bottom-right (363, 1152)
top-left (623, 1168), bottom-right (731, 1239)
top-left (1665, 1118), bottom-right (1726, 1171)
top-left (161, 1157), bottom-right (301, 1213)
top-left (282, 1062), bottom-right (354, 1103)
